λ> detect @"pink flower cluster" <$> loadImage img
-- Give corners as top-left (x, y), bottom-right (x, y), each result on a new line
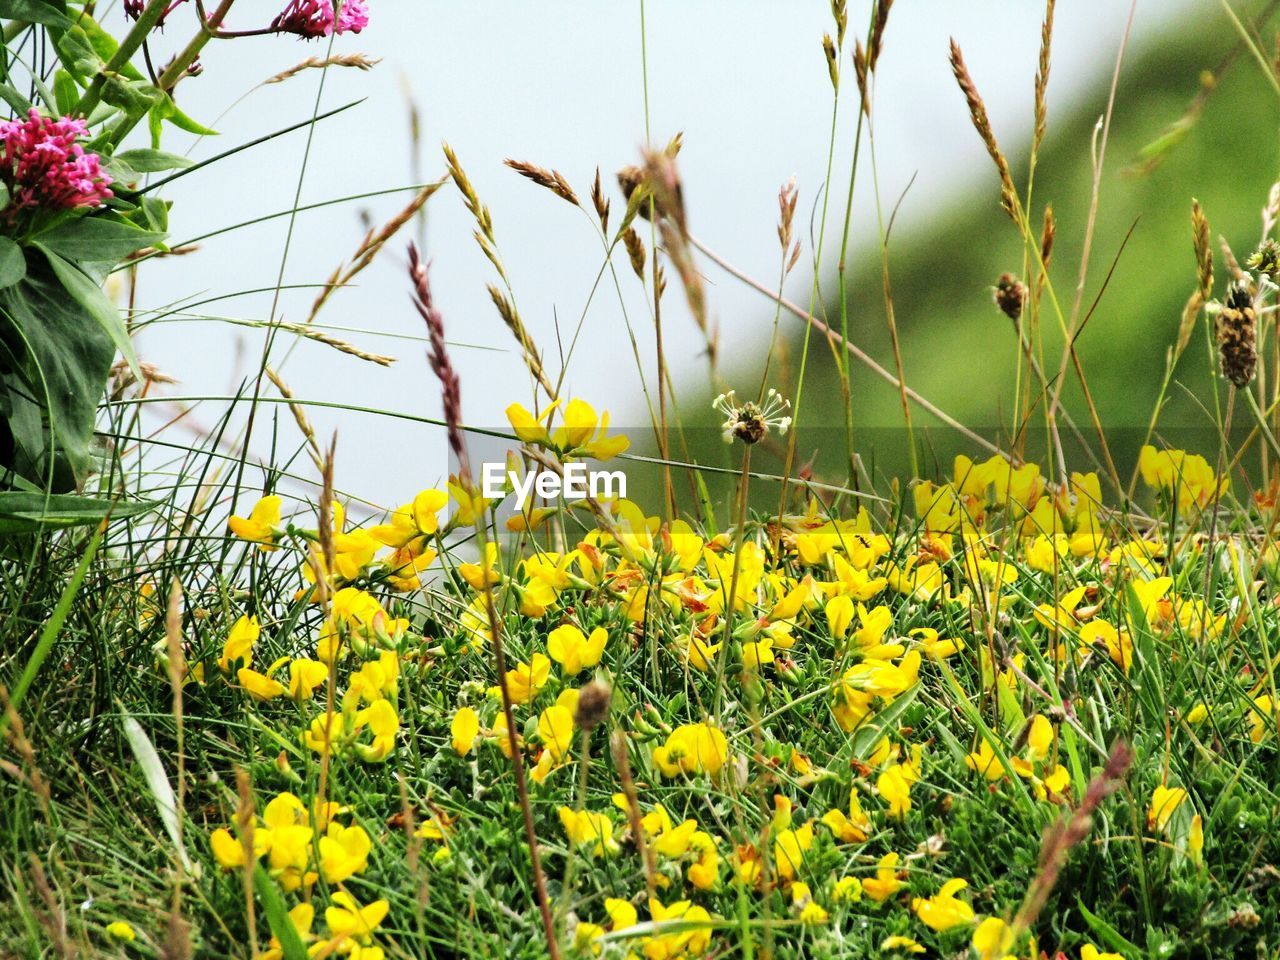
top-left (0, 110), bottom-right (113, 218)
top-left (272, 0), bottom-right (369, 38)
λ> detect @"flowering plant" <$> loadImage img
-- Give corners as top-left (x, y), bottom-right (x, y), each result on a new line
top-left (0, 0), bottom-right (370, 504)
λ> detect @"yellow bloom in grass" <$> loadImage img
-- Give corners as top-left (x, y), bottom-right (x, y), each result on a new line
top-left (237, 667), bottom-right (285, 701)
top-left (537, 692), bottom-right (577, 762)
top-left (821, 787), bottom-right (872, 843)
top-left (742, 636), bottom-right (774, 670)
top-left (323, 892), bottom-right (388, 952)
top-left (458, 542), bottom-right (501, 591)
top-left (965, 737), bottom-right (1005, 782)
top-left (832, 876), bottom-right (862, 903)
top-left (1189, 813), bottom-right (1204, 867)
top-left (506, 400), bottom-right (558, 445)
top-left (1138, 445), bottom-right (1228, 511)
top-left (262, 903), bottom-right (315, 960)
top-left (228, 494), bottom-right (282, 548)
top-left (912, 877), bottom-right (976, 931)
top-left (773, 821), bottom-right (814, 881)
top-left (553, 398), bottom-right (630, 460)
top-left (790, 882), bottom-right (829, 925)
top-left (384, 545), bottom-right (436, 591)
top-left (447, 475), bottom-right (491, 528)
top-left (646, 898), bottom-right (712, 958)
top-left (684, 633), bottom-right (721, 672)
top-left (652, 723), bottom-right (728, 777)
top-left (547, 624), bottom-right (608, 674)
top-left (1081, 946), bottom-right (1125, 960)
top-left (862, 852), bottom-right (904, 903)
top-left (354, 698), bottom-right (399, 762)
top-left (972, 916), bottom-right (1015, 959)
top-left (1248, 695), bottom-right (1278, 743)
top-left (1078, 620), bottom-right (1131, 673)
top-left (105, 920), bottom-right (136, 942)
top-left (350, 651), bottom-right (400, 703)
top-left (1148, 785), bottom-right (1188, 833)
top-left (289, 658), bottom-right (329, 700)
top-left (218, 614), bottom-right (260, 673)
top-left (1027, 714), bottom-right (1054, 760)
top-left (910, 626), bottom-right (963, 659)
top-left (210, 828), bottom-right (244, 868)
top-left (687, 832), bottom-right (720, 890)
top-left (825, 594), bottom-right (855, 641)
top-left (319, 822), bottom-right (372, 884)
top-left (451, 706), bottom-right (480, 756)
top-left (558, 807), bottom-right (618, 857)
top-left (878, 763), bottom-right (915, 819)
top-left (605, 897), bottom-right (638, 931)
top-left (490, 653), bottom-right (551, 704)
top-left (881, 935), bottom-right (925, 954)
top-left (369, 488), bottom-right (446, 552)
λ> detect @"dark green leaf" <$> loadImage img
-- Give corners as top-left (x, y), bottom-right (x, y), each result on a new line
top-left (0, 254), bottom-right (115, 485)
top-left (36, 245), bottom-right (141, 381)
top-left (100, 77), bottom-right (164, 115)
top-left (52, 25), bottom-right (103, 79)
top-left (0, 0), bottom-right (71, 28)
top-left (75, 12), bottom-right (146, 82)
top-left (0, 82), bottom-right (33, 116)
top-left (113, 148), bottom-right (195, 173)
top-left (52, 69), bottom-right (79, 117)
top-left (151, 94), bottom-right (219, 137)
top-left (0, 491), bottom-right (155, 535)
top-left (0, 239), bottom-right (25, 289)
top-left (36, 216), bottom-right (166, 263)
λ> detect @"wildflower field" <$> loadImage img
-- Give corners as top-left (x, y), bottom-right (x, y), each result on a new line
top-left (2, 2), bottom-right (1280, 959)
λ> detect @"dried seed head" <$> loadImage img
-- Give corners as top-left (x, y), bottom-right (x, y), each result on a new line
top-left (623, 227), bottom-right (646, 279)
top-left (994, 273), bottom-right (1027, 322)
top-left (1040, 204), bottom-right (1056, 269)
top-left (822, 33), bottom-right (839, 90)
top-left (1246, 237), bottom-right (1280, 280)
top-left (591, 167), bottom-right (610, 234)
top-left (869, 0), bottom-right (893, 71)
top-left (504, 158), bottom-right (579, 207)
top-left (1217, 280), bottom-right (1257, 388)
top-left (574, 680), bottom-right (612, 730)
top-left (853, 40), bottom-right (870, 118)
top-left (950, 39), bottom-right (1018, 222)
top-left (1191, 199), bottom-right (1213, 298)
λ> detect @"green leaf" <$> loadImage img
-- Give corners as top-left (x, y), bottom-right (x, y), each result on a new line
top-left (1078, 899), bottom-right (1140, 956)
top-left (52, 69), bottom-right (79, 116)
top-left (74, 11), bottom-right (146, 82)
top-left (254, 866), bottom-right (309, 960)
top-left (121, 711), bottom-right (194, 873)
top-left (100, 76), bottom-right (164, 115)
top-left (0, 491), bottom-right (156, 535)
top-left (37, 245), bottom-right (141, 382)
top-left (150, 93), bottom-right (219, 137)
top-left (0, 254), bottom-right (115, 485)
top-left (0, 81), bottom-right (33, 116)
top-left (113, 148), bottom-right (195, 173)
top-left (52, 25), bottom-right (104, 79)
top-left (36, 215), bottom-right (166, 263)
top-left (0, 0), bottom-right (71, 28)
top-left (0, 238), bottom-right (26, 288)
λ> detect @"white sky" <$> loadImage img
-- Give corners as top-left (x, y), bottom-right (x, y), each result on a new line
top-left (128, 0), bottom-right (1198, 511)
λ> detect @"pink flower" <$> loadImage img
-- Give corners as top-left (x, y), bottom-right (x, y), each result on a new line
top-left (272, 0), bottom-right (368, 38)
top-left (0, 109), bottom-right (112, 220)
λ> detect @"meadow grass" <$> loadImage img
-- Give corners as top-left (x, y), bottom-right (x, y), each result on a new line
top-left (4, 1), bottom-right (1280, 959)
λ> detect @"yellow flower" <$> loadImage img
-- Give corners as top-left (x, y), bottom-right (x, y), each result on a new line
top-left (1027, 714), bottom-right (1054, 760)
top-left (490, 653), bottom-right (551, 704)
top-left (506, 400), bottom-right (558, 445)
top-left (791, 882), bottom-right (829, 925)
top-left (652, 723), bottom-right (728, 777)
top-left (1189, 813), bottom-right (1204, 866)
top-left (912, 877), bottom-right (976, 931)
top-left (972, 916), bottom-right (1015, 959)
top-left (547, 624), bottom-right (608, 674)
top-left (228, 494), bottom-right (282, 548)
top-left (832, 876), bottom-right (862, 903)
top-left (825, 595), bottom-right (855, 640)
top-left (537, 696), bottom-right (576, 762)
top-left (687, 831), bottom-right (719, 890)
top-left (354, 698), bottom-right (399, 762)
top-left (551, 398), bottom-right (630, 459)
top-left (218, 614), bottom-right (260, 673)
top-left (880, 935), bottom-right (925, 954)
top-left (1138, 445), bottom-right (1228, 510)
top-left (1148, 785), bottom-right (1187, 833)
top-left (236, 667), bottom-right (285, 701)
top-left (877, 761), bottom-right (917, 819)
top-left (742, 637), bottom-right (774, 670)
top-left (369, 488), bottom-right (446, 553)
top-left (862, 852), bottom-right (903, 902)
top-left (684, 633), bottom-right (722, 672)
top-left (105, 920), bottom-right (136, 942)
top-left (965, 737), bottom-right (1005, 781)
top-left (349, 651), bottom-right (400, 703)
top-left (821, 787), bottom-right (871, 843)
top-left (1081, 946), bottom-right (1125, 960)
top-left (289, 658), bottom-right (329, 700)
top-left (323, 891), bottom-right (388, 950)
top-left (319, 822), bottom-right (372, 883)
top-left (558, 807), bottom-right (618, 857)
top-left (774, 825), bottom-right (814, 883)
top-left (451, 706), bottom-right (480, 756)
